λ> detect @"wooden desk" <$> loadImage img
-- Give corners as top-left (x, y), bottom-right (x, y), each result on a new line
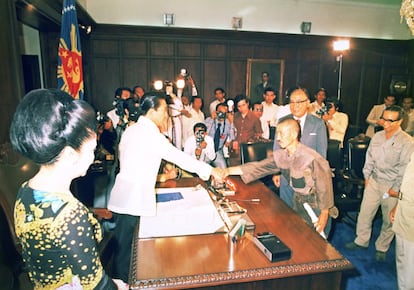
top-left (129, 177), bottom-right (352, 289)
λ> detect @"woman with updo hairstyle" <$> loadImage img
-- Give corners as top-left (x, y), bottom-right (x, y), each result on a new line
top-left (10, 89), bottom-right (128, 289)
top-left (108, 91), bottom-right (222, 282)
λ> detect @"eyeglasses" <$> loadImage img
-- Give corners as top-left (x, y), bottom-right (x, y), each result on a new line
top-left (380, 117), bottom-right (400, 123)
top-left (290, 99), bottom-right (308, 105)
top-left (253, 108), bottom-right (263, 112)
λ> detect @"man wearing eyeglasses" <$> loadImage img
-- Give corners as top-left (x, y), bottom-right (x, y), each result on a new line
top-left (346, 105), bottom-right (414, 262)
top-left (365, 95), bottom-right (396, 138)
top-left (273, 87), bottom-right (328, 208)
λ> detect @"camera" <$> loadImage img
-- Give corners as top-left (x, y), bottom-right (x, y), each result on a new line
top-left (195, 129), bottom-right (205, 147)
top-left (179, 68), bottom-right (190, 80)
top-left (217, 111), bottom-right (226, 120)
top-left (113, 97), bottom-right (141, 122)
top-left (96, 111), bottom-right (110, 127)
top-left (124, 98), bottom-right (140, 122)
top-left (316, 103), bottom-right (332, 116)
top-left (113, 97), bottom-right (128, 119)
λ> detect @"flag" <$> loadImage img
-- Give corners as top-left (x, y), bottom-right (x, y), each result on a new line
top-left (57, 0), bottom-right (84, 99)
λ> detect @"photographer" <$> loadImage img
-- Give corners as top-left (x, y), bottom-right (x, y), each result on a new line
top-left (309, 88), bottom-right (327, 117)
top-left (124, 97), bottom-right (141, 124)
top-left (176, 68), bottom-right (198, 98)
top-left (205, 102), bottom-right (235, 168)
top-left (107, 87), bottom-right (132, 130)
top-left (184, 122), bottom-right (216, 163)
top-left (96, 113), bottom-right (117, 161)
top-left (321, 99), bottom-right (348, 148)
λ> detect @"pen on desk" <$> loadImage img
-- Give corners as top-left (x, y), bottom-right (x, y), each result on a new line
top-left (228, 198), bottom-right (260, 203)
top-left (227, 210), bottom-right (246, 214)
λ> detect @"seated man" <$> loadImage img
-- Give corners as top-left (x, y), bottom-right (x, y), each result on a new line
top-left (223, 118), bottom-right (335, 238)
top-left (184, 122), bottom-right (216, 163)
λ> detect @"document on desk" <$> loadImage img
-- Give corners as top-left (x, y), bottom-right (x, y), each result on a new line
top-left (138, 186), bottom-right (225, 238)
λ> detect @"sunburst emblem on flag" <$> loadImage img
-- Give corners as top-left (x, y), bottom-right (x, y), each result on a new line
top-left (57, 24), bottom-right (83, 99)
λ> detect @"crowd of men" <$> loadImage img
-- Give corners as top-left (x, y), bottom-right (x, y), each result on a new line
top-left (98, 72), bottom-right (414, 290)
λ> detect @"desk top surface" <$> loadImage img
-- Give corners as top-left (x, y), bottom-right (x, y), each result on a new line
top-left (129, 176), bottom-right (352, 289)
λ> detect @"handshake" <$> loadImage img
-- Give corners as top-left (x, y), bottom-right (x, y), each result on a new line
top-left (210, 166), bottom-right (242, 188)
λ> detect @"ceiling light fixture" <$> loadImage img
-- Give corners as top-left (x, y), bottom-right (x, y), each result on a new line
top-left (232, 17), bottom-right (242, 30)
top-left (301, 22), bottom-right (312, 34)
top-left (164, 13), bottom-right (175, 26)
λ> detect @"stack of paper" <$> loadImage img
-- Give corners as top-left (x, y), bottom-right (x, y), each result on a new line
top-left (138, 186), bottom-right (225, 238)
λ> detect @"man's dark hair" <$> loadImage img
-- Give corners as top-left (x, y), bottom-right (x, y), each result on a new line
top-left (132, 85), bottom-right (145, 93)
top-left (115, 87), bottom-right (132, 98)
top-left (263, 87), bottom-right (277, 97)
top-left (216, 102), bottom-right (228, 112)
top-left (214, 87), bottom-right (225, 95)
top-left (193, 122), bottom-right (207, 133)
top-left (383, 104), bottom-right (403, 120)
top-left (234, 94), bottom-right (250, 106)
top-left (326, 98), bottom-right (343, 111)
top-left (251, 101), bottom-right (263, 110)
top-left (315, 87), bottom-right (328, 97)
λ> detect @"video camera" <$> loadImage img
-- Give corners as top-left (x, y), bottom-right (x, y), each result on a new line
top-left (112, 97), bottom-right (140, 122)
top-left (113, 97), bottom-right (128, 119)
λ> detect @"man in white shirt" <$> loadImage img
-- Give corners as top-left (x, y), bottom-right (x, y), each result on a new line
top-left (182, 96), bottom-right (205, 146)
top-left (252, 102), bottom-right (270, 139)
top-left (184, 122), bottom-right (216, 163)
top-left (107, 87), bottom-right (132, 130)
top-left (209, 87), bottom-right (226, 116)
top-left (261, 87), bottom-right (279, 139)
top-left (322, 99), bottom-right (349, 147)
top-left (365, 95), bottom-right (395, 138)
top-left (309, 88), bottom-right (327, 117)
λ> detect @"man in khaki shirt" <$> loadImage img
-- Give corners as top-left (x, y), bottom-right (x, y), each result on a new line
top-left (347, 105), bottom-right (414, 262)
top-left (391, 151), bottom-right (414, 290)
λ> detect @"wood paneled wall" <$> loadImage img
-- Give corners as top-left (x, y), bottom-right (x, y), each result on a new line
top-left (40, 25), bottom-right (411, 131)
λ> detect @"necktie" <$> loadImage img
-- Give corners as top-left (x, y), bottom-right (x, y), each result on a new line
top-left (295, 118), bottom-right (302, 132)
top-left (214, 123), bottom-right (221, 152)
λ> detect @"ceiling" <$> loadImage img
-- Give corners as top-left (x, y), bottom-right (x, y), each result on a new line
top-left (17, 0), bottom-right (411, 39)
top-left (308, 0), bottom-right (400, 5)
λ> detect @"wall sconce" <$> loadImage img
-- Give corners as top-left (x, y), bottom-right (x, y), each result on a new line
top-left (301, 22), bottom-right (312, 34)
top-left (232, 17), bottom-right (242, 30)
top-left (163, 13), bottom-right (175, 26)
top-left (79, 24), bottom-right (92, 35)
top-left (333, 39), bottom-right (350, 100)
